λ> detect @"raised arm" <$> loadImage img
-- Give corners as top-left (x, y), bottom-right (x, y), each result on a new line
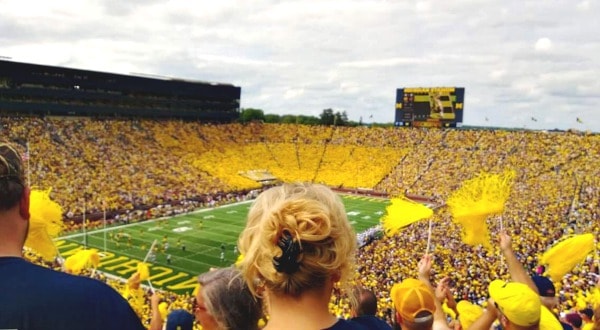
top-left (418, 254), bottom-right (452, 330)
top-left (499, 231), bottom-right (537, 293)
top-left (467, 298), bottom-right (498, 330)
top-left (148, 292), bottom-right (163, 330)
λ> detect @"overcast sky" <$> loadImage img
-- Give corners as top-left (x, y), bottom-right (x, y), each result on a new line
top-left (1, 0), bottom-right (599, 131)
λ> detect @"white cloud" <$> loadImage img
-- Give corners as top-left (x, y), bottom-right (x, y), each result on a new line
top-left (511, 80), bottom-right (543, 98)
top-left (339, 57), bottom-right (433, 68)
top-left (576, 0), bottom-right (590, 11)
top-left (284, 88), bottom-right (305, 99)
top-left (489, 69), bottom-right (507, 80)
top-left (415, 1), bottom-right (431, 13)
top-left (534, 38), bottom-right (553, 52)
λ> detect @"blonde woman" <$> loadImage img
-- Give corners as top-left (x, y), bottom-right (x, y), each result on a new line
top-left (238, 183), bottom-right (368, 330)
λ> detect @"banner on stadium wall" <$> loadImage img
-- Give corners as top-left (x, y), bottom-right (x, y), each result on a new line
top-left (394, 87), bottom-right (465, 128)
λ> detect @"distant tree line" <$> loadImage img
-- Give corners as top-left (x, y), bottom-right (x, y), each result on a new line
top-left (239, 108), bottom-right (391, 127)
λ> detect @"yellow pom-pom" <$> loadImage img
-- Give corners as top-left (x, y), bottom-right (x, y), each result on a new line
top-left (158, 302), bottom-right (168, 321)
top-left (64, 249), bottom-right (99, 274)
top-left (540, 233), bottom-right (595, 282)
top-left (381, 197), bottom-right (434, 236)
top-left (25, 189), bottom-right (64, 261)
top-left (447, 170), bottom-right (515, 248)
top-left (136, 262), bottom-right (150, 281)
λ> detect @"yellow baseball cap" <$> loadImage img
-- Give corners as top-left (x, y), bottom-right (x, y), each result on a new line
top-left (391, 278), bottom-right (436, 323)
top-left (539, 305), bottom-right (563, 330)
top-left (456, 300), bottom-right (483, 329)
top-left (489, 280), bottom-right (541, 327)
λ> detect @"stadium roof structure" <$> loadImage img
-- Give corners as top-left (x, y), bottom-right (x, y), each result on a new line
top-left (0, 59), bottom-right (241, 121)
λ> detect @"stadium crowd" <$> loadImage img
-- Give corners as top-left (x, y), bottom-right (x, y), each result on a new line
top-left (1, 116), bottom-right (599, 329)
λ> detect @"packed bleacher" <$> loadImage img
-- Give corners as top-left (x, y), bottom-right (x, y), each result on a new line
top-left (3, 116), bottom-right (599, 329)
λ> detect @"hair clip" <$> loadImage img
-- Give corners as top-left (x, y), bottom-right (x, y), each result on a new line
top-left (273, 230), bottom-right (302, 274)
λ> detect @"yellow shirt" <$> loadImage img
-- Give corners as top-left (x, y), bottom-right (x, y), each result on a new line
top-left (582, 322), bottom-right (593, 330)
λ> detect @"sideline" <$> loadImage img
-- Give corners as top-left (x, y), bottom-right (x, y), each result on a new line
top-left (58, 200), bottom-right (254, 240)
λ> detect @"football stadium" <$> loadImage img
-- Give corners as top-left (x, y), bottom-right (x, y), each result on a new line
top-left (1, 60), bottom-right (599, 329)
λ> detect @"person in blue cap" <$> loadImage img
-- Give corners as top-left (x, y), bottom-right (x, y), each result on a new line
top-left (166, 309), bottom-right (194, 330)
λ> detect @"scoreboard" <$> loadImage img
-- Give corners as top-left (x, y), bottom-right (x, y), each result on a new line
top-left (394, 87), bottom-right (465, 128)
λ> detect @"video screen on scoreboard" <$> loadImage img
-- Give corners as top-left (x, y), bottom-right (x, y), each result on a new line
top-left (394, 87), bottom-right (465, 128)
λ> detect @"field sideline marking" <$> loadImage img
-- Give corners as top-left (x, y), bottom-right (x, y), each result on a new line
top-left (58, 200), bottom-right (253, 240)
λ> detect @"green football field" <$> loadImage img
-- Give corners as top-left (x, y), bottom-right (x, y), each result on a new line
top-left (56, 194), bottom-right (388, 293)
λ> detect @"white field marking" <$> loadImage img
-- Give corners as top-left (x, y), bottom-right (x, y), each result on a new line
top-left (172, 226), bottom-right (192, 233)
